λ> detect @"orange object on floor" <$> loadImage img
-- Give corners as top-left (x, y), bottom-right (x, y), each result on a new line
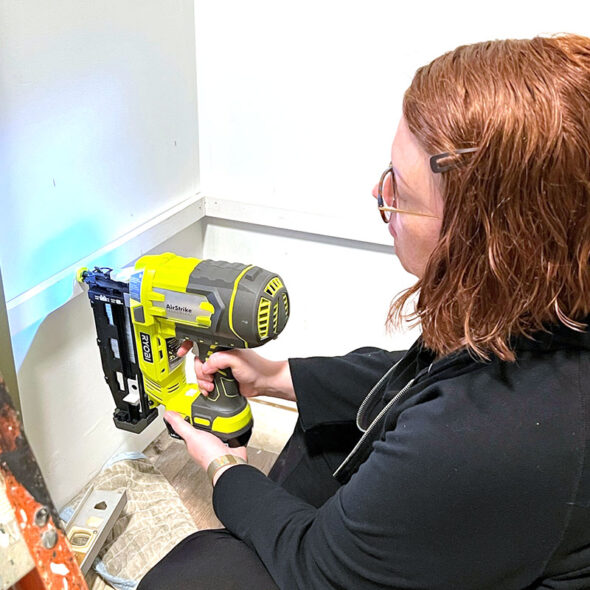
top-left (0, 375), bottom-right (88, 590)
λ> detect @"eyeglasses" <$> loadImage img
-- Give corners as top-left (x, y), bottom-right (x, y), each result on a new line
top-left (377, 147), bottom-right (478, 223)
top-left (377, 164), bottom-right (439, 222)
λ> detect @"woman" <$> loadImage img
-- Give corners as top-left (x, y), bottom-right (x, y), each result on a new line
top-left (139, 34), bottom-right (590, 589)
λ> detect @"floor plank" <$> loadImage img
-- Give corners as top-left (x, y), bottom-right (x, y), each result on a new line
top-left (144, 430), bottom-right (279, 530)
top-left (170, 457), bottom-right (220, 529)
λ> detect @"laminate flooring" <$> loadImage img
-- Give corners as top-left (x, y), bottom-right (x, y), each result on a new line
top-left (143, 428), bottom-right (280, 529)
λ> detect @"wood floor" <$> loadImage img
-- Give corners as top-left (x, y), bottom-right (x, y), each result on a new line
top-left (144, 429), bottom-right (279, 530)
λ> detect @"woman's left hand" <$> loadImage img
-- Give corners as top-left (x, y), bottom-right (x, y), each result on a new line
top-left (164, 410), bottom-right (248, 484)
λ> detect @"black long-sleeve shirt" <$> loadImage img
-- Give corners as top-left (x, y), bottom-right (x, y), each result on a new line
top-left (214, 324), bottom-right (590, 589)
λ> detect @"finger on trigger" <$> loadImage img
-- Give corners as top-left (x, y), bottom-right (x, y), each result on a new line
top-left (202, 357), bottom-right (220, 374)
top-left (164, 411), bottom-right (188, 436)
top-left (177, 341), bottom-right (192, 357)
top-left (197, 382), bottom-right (211, 395)
top-left (195, 365), bottom-right (213, 383)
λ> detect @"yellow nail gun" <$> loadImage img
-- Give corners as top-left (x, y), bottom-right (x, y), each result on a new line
top-left (78, 253), bottom-right (290, 447)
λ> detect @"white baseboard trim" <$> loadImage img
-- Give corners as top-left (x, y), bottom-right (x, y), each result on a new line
top-left (203, 197), bottom-right (392, 248)
top-left (7, 194), bottom-right (206, 335)
top-left (7, 194), bottom-right (392, 336)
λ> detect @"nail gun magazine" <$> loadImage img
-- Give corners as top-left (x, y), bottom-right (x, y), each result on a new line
top-left (78, 253), bottom-right (290, 447)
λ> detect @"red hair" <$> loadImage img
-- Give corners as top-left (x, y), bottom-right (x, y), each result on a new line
top-left (389, 34), bottom-right (590, 361)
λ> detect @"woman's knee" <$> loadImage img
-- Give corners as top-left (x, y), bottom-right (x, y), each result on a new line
top-left (138, 529), bottom-right (279, 590)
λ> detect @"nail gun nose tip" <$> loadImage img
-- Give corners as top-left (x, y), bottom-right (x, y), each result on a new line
top-left (76, 267), bottom-right (89, 283)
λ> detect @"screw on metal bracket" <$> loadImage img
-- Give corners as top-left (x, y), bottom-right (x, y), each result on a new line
top-left (34, 507), bottom-right (50, 527)
top-left (41, 528), bottom-right (58, 549)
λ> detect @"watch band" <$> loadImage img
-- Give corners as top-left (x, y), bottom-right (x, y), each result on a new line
top-left (206, 454), bottom-right (247, 484)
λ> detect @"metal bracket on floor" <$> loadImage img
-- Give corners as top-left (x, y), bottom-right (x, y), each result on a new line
top-left (65, 487), bottom-right (127, 574)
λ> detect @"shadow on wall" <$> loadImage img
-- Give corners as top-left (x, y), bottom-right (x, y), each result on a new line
top-left (18, 218), bottom-right (106, 300)
top-left (0, 200), bottom-right (107, 302)
top-left (10, 217), bottom-right (207, 369)
top-left (8, 218), bottom-right (106, 368)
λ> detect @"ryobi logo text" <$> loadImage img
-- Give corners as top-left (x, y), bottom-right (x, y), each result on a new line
top-left (140, 332), bottom-right (153, 363)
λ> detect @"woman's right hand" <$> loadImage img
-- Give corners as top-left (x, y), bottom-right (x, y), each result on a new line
top-left (177, 343), bottom-right (296, 402)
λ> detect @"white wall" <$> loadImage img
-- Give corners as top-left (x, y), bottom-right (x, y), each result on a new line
top-left (195, 0), bottom-right (590, 224)
top-left (0, 0), bottom-right (200, 508)
top-left (0, 0), bottom-right (199, 361)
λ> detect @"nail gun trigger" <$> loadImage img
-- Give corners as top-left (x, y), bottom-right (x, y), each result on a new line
top-left (163, 418), bottom-right (183, 441)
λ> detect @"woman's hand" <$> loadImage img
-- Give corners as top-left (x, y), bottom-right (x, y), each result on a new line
top-left (177, 344), bottom-right (296, 402)
top-left (164, 410), bottom-right (248, 485)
